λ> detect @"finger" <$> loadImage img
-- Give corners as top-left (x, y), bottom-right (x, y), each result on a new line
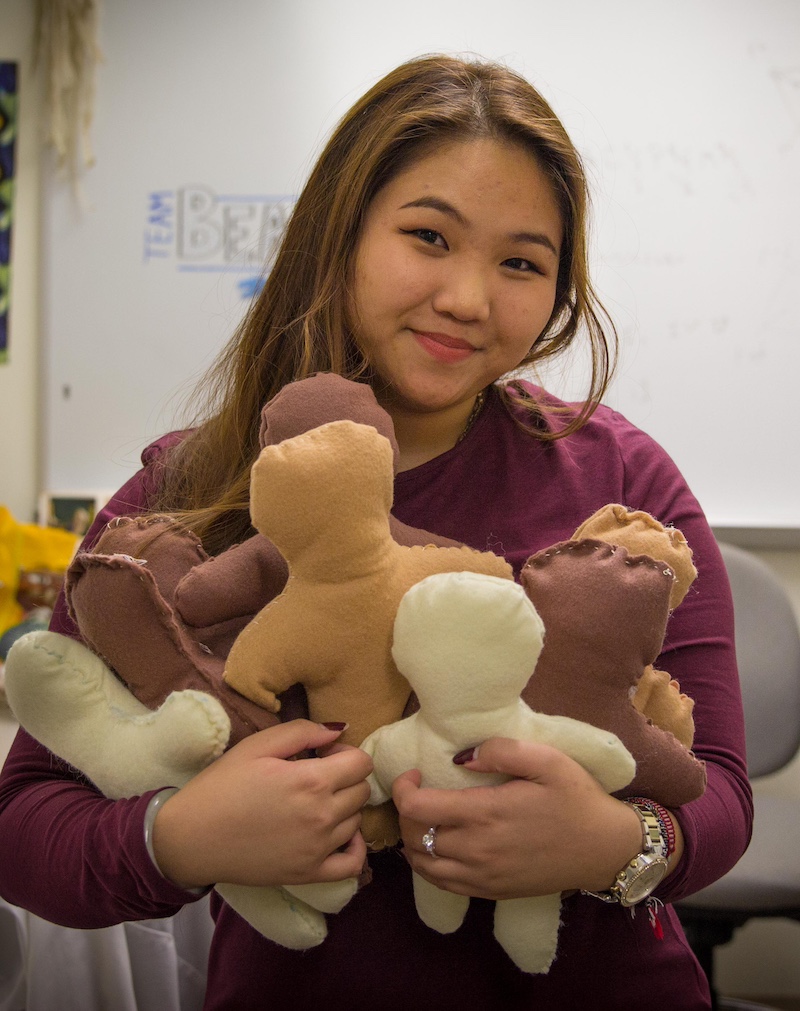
top-left (240, 719), bottom-right (351, 761)
top-left (330, 779), bottom-right (373, 819)
top-left (392, 770), bottom-right (474, 828)
top-left (316, 740), bottom-right (375, 774)
top-left (308, 746), bottom-right (373, 791)
top-left (454, 737), bottom-right (567, 781)
top-left (327, 811), bottom-right (367, 854)
top-left (316, 833), bottom-right (368, 881)
top-left (315, 740), bottom-right (354, 757)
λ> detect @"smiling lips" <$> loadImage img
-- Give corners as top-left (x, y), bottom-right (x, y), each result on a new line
top-left (413, 330), bottom-right (477, 364)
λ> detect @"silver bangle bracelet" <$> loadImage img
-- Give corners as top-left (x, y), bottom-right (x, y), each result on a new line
top-left (143, 788), bottom-right (209, 893)
top-left (143, 786), bottom-right (179, 871)
top-left (143, 786), bottom-right (205, 895)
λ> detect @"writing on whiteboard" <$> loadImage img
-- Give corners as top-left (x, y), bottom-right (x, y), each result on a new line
top-left (143, 187), bottom-right (295, 295)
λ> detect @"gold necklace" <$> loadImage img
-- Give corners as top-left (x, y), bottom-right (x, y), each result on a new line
top-left (457, 388), bottom-right (487, 443)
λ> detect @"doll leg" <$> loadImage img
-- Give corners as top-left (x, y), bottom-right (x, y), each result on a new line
top-left (282, 878), bottom-right (358, 914)
top-left (412, 871), bottom-right (470, 934)
top-left (493, 892), bottom-right (563, 974)
top-left (215, 883), bottom-right (328, 949)
top-left (4, 631), bottom-right (230, 799)
top-left (360, 802), bottom-right (401, 851)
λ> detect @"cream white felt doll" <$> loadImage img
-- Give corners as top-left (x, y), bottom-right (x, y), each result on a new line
top-left (3, 630), bottom-right (353, 950)
top-left (360, 570), bottom-right (636, 975)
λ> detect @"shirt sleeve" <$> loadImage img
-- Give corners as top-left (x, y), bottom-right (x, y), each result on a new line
top-left (0, 435), bottom-right (204, 927)
top-left (612, 416), bottom-right (753, 903)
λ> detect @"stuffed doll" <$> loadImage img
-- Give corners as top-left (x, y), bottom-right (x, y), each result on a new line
top-left (220, 417), bottom-right (514, 848)
top-left (65, 373), bottom-right (460, 751)
top-left (5, 400), bottom-right (512, 950)
top-left (360, 569), bottom-right (636, 974)
top-left (359, 512), bottom-right (705, 974)
top-left (520, 519), bottom-right (706, 808)
top-left (572, 504), bottom-right (697, 750)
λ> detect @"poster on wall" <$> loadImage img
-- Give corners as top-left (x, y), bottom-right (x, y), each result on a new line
top-left (0, 61), bottom-right (17, 364)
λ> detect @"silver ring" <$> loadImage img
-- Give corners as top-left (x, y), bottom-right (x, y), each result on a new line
top-left (422, 826), bottom-right (438, 858)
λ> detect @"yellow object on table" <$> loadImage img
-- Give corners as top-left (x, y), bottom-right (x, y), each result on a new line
top-left (0, 506), bottom-right (79, 636)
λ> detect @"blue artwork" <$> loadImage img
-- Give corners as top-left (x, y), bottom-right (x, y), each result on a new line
top-left (0, 62), bottom-right (17, 363)
top-left (143, 186), bottom-right (292, 300)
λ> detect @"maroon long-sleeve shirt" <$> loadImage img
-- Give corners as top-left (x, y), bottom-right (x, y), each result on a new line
top-left (0, 383), bottom-right (750, 1009)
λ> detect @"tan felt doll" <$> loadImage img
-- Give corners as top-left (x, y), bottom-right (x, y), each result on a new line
top-left (222, 418), bottom-right (514, 849)
top-left (66, 374), bottom-right (460, 750)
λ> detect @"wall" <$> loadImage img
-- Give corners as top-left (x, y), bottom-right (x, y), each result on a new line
top-left (2, 0), bottom-right (800, 999)
top-left (0, 0), bottom-right (42, 522)
top-left (37, 0), bottom-right (800, 533)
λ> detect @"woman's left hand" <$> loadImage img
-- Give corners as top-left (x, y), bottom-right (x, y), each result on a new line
top-left (393, 737), bottom-right (643, 900)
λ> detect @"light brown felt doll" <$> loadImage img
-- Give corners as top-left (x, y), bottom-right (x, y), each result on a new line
top-left (221, 418), bottom-right (514, 849)
top-left (4, 374), bottom-right (705, 955)
top-left (63, 374), bottom-right (461, 751)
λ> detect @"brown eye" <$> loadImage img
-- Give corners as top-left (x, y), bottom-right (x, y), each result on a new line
top-left (503, 257), bottom-right (538, 273)
top-left (402, 228), bottom-right (447, 249)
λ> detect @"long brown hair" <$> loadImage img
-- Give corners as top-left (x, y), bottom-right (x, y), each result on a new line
top-left (156, 54), bottom-right (617, 552)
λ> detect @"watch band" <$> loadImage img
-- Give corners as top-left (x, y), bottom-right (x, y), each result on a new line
top-left (626, 796), bottom-right (676, 856)
top-left (581, 802), bottom-right (669, 907)
top-left (631, 802), bottom-right (668, 859)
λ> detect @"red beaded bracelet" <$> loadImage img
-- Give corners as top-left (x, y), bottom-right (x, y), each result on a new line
top-left (627, 797), bottom-right (677, 856)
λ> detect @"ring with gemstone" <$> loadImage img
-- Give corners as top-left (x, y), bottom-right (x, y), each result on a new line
top-left (422, 826), bottom-right (438, 857)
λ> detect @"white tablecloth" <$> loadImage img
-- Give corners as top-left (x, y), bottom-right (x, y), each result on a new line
top-left (0, 895), bottom-right (214, 1011)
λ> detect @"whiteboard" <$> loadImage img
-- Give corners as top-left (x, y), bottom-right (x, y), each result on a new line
top-left (41, 0), bottom-right (800, 532)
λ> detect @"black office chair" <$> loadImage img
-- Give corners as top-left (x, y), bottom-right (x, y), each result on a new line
top-left (677, 542), bottom-right (800, 1009)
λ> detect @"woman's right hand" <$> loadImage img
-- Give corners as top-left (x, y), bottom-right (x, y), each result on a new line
top-left (152, 720), bottom-right (373, 890)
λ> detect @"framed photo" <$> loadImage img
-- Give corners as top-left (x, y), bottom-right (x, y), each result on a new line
top-left (38, 491), bottom-right (112, 536)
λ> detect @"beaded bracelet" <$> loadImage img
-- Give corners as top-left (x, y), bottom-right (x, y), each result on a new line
top-left (627, 796), bottom-right (676, 856)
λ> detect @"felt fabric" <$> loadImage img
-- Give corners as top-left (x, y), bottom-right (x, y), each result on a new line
top-left (0, 382), bottom-right (748, 1008)
top-left (573, 504), bottom-right (697, 609)
top-left (520, 539), bottom-right (707, 807)
top-left (4, 631), bottom-right (230, 796)
top-left (65, 375), bottom-right (459, 752)
top-left (67, 517), bottom-right (274, 746)
top-left (2, 628), bottom-right (337, 950)
top-left (362, 570), bottom-right (636, 973)
top-left (571, 504), bottom-right (698, 749)
top-left (222, 419), bottom-right (513, 849)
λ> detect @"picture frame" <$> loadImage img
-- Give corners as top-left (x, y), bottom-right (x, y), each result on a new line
top-left (37, 491), bottom-right (112, 536)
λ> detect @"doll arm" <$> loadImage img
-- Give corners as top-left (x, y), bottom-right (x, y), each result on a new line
top-left (222, 601), bottom-right (302, 711)
top-left (4, 631), bottom-right (230, 799)
top-left (360, 718), bottom-right (419, 805)
top-left (176, 534), bottom-right (289, 629)
top-left (520, 708), bottom-right (635, 795)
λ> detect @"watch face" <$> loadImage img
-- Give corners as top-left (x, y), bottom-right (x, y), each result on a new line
top-left (620, 858), bottom-right (669, 907)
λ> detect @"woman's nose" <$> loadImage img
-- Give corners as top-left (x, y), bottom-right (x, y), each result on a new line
top-left (431, 260), bottom-right (491, 322)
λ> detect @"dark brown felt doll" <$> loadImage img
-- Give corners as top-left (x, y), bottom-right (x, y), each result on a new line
top-left (5, 382), bottom-right (706, 955)
top-left (65, 374), bottom-right (461, 752)
top-left (520, 529), bottom-right (706, 809)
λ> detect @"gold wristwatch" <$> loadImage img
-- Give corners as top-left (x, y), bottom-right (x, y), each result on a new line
top-left (582, 803), bottom-right (668, 908)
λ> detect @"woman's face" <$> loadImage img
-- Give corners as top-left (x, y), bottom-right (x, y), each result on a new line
top-left (351, 137), bottom-right (563, 418)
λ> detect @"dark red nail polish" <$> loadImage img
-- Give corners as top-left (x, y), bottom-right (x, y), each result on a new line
top-left (453, 747), bottom-right (476, 765)
top-left (321, 721), bottom-right (348, 731)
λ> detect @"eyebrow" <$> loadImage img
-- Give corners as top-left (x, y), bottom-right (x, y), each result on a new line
top-left (399, 196), bottom-right (560, 258)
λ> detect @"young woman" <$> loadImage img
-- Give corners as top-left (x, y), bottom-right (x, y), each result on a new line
top-left (0, 55), bottom-right (750, 1009)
